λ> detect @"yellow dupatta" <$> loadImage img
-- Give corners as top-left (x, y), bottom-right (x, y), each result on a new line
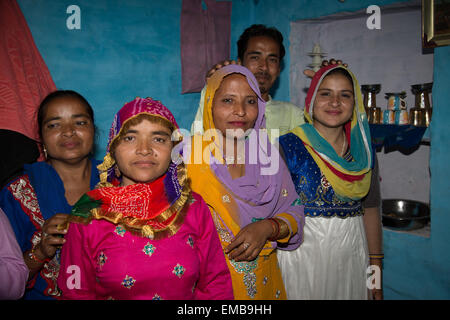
top-left (186, 65), bottom-right (296, 299)
top-left (289, 64), bottom-right (372, 201)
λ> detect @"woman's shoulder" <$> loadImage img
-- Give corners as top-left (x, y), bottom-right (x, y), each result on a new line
top-left (189, 192), bottom-right (208, 208)
top-left (185, 192), bottom-right (213, 221)
top-left (182, 192), bottom-right (218, 237)
top-left (279, 131), bottom-right (303, 148)
top-left (1, 160), bottom-right (47, 191)
top-left (278, 132), bottom-right (307, 163)
top-left (23, 160), bottom-right (52, 173)
top-left (1, 172), bottom-right (33, 199)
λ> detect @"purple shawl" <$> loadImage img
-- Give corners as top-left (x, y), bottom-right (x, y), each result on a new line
top-left (206, 65), bottom-right (304, 249)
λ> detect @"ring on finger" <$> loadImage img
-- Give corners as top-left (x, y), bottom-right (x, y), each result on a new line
top-left (242, 242), bottom-right (250, 250)
top-left (42, 232), bottom-right (49, 238)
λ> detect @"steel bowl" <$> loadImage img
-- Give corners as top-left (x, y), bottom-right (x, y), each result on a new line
top-left (382, 199), bottom-right (430, 230)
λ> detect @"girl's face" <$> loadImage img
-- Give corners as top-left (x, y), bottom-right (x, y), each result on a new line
top-left (212, 73), bottom-right (259, 139)
top-left (113, 119), bottom-right (173, 186)
top-left (312, 73), bottom-right (354, 131)
top-left (41, 96), bottom-right (94, 163)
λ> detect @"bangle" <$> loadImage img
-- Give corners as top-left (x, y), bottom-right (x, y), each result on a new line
top-left (28, 246), bottom-right (50, 264)
top-left (369, 253), bottom-right (384, 259)
top-left (267, 218), bottom-right (280, 241)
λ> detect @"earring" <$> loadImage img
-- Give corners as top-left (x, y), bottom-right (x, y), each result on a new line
top-left (43, 146), bottom-right (48, 159)
top-left (114, 165), bottom-right (121, 177)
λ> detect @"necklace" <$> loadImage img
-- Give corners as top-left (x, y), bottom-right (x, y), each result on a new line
top-left (340, 134), bottom-right (347, 157)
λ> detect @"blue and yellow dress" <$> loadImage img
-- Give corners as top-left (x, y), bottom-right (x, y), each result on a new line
top-left (277, 133), bottom-right (369, 299)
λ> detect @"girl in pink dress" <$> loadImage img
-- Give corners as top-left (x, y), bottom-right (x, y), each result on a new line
top-left (57, 98), bottom-right (233, 300)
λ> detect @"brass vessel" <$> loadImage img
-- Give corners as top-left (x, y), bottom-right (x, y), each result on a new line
top-left (361, 84), bottom-right (381, 124)
top-left (411, 83), bottom-right (432, 126)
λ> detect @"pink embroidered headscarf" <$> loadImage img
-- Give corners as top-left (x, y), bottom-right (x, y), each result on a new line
top-left (97, 97), bottom-right (181, 185)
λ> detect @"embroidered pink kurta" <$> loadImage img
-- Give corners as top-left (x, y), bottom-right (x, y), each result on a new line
top-left (57, 193), bottom-right (233, 300)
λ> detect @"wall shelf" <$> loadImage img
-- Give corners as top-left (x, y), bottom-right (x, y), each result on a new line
top-left (369, 124), bottom-right (428, 151)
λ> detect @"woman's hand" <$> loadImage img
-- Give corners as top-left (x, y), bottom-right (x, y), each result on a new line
top-left (224, 220), bottom-right (273, 262)
top-left (35, 213), bottom-right (69, 260)
top-left (206, 60), bottom-right (240, 80)
top-left (303, 58), bottom-right (348, 78)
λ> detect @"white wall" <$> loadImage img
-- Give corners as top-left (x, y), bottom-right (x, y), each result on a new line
top-left (377, 144), bottom-right (430, 203)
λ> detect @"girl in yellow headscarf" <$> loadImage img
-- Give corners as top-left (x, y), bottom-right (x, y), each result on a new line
top-left (277, 64), bottom-right (382, 299)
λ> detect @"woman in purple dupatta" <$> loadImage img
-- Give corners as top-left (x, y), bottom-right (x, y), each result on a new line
top-left (186, 64), bottom-right (304, 299)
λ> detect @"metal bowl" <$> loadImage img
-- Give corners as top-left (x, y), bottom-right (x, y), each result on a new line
top-left (382, 199), bottom-right (430, 230)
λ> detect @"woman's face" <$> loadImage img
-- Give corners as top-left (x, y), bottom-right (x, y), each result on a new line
top-left (312, 73), bottom-right (354, 131)
top-left (41, 96), bottom-right (94, 163)
top-left (212, 73), bottom-right (259, 139)
top-left (113, 119), bottom-right (173, 186)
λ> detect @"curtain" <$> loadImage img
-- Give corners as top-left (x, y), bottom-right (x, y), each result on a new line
top-left (0, 0), bottom-right (56, 142)
top-left (180, 0), bottom-right (232, 93)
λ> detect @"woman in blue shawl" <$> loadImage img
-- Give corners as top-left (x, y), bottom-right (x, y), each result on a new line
top-left (0, 90), bottom-right (100, 299)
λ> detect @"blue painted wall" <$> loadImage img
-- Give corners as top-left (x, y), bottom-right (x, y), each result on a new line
top-left (428, 45), bottom-right (450, 298)
top-left (17, 0), bottom-right (201, 158)
top-left (17, 0), bottom-right (449, 298)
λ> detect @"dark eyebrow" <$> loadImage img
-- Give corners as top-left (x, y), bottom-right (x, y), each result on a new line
top-left (318, 88), bottom-right (353, 93)
top-left (43, 116), bottom-right (61, 124)
top-left (72, 114), bottom-right (91, 118)
top-left (123, 129), bottom-right (171, 137)
top-left (246, 51), bottom-right (279, 58)
top-left (43, 113), bottom-right (90, 124)
top-left (152, 131), bottom-right (171, 137)
top-left (246, 51), bottom-right (262, 56)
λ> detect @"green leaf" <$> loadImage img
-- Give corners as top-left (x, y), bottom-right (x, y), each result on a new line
top-left (71, 194), bottom-right (102, 218)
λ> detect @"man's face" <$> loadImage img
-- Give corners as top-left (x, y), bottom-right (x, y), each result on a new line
top-left (241, 36), bottom-right (281, 100)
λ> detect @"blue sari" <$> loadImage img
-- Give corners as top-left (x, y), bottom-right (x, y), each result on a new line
top-left (0, 158), bottom-right (100, 300)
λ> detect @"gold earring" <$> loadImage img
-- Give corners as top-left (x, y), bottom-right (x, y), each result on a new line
top-left (114, 165), bottom-right (121, 177)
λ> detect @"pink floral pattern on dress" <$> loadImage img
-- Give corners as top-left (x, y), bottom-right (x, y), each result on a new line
top-left (187, 235), bottom-right (194, 248)
top-left (143, 243), bottom-right (155, 257)
top-left (172, 264), bottom-right (185, 278)
top-left (98, 252), bottom-right (107, 268)
top-left (114, 225), bottom-right (126, 237)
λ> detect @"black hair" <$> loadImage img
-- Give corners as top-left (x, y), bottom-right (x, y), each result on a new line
top-left (37, 90), bottom-right (95, 139)
top-left (325, 68), bottom-right (354, 87)
top-left (237, 24), bottom-right (285, 62)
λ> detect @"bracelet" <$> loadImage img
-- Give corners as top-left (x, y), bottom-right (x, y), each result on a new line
top-left (28, 246), bottom-right (50, 264)
top-left (267, 218), bottom-right (280, 241)
top-left (369, 253), bottom-right (384, 259)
